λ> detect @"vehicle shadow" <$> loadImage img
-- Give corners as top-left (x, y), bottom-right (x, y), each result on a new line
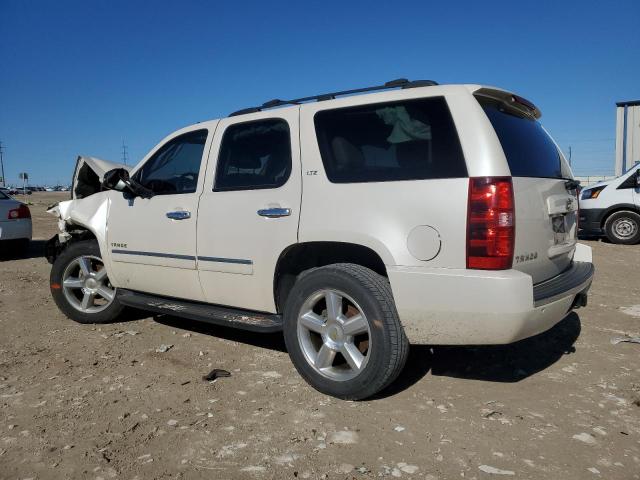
top-left (376, 312), bottom-right (581, 399)
top-left (0, 239), bottom-right (47, 261)
top-left (577, 233), bottom-right (603, 242)
top-left (134, 309), bottom-right (580, 397)
top-left (153, 314), bottom-right (287, 353)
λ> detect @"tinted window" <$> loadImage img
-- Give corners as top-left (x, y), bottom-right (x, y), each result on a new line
top-left (314, 97), bottom-right (467, 183)
top-left (214, 119), bottom-right (291, 191)
top-left (478, 96), bottom-right (564, 179)
top-left (134, 129), bottom-right (208, 195)
top-left (0, 190), bottom-right (8, 199)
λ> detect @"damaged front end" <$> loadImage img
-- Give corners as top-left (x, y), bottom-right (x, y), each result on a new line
top-left (45, 156), bottom-right (129, 263)
top-left (71, 156), bottom-right (130, 200)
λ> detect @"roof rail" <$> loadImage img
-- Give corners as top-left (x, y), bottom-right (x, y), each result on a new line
top-left (228, 78), bottom-right (438, 117)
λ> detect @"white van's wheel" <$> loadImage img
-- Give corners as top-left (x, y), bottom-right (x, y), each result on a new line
top-left (604, 211), bottom-right (640, 245)
top-left (283, 263), bottom-right (409, 400)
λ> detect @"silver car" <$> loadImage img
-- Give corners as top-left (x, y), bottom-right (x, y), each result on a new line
top-left (0, 189), bottom-right (32, 254)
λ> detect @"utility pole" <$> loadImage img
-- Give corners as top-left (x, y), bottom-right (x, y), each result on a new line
top-left (0, 141), bottom-right (5, 187)
top-left (568, 146), bottom-right (572, 167)
top-left (121, 140), bottom-right (129, 165)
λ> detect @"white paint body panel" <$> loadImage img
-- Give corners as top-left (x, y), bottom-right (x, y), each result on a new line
top-left (388, 264), bottom-right (579, 344)
top-left (298, 86), bottom-right (479, 269)
top-left (196, 109), bottom-right (301, 312)
top-left (105, 121), bottom-right (219, 301)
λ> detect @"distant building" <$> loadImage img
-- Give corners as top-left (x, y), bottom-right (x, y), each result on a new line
top-left (615, 100), bottom-right (640, 176)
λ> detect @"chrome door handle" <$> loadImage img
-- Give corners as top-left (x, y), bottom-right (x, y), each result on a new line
top-left (257, 207), bottom-right (291, 218)
top-left (166, 211), bottom-right (191, 220)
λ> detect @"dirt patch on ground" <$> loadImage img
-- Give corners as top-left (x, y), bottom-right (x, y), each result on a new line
top-left (1, 192), bottom-right (639, 479)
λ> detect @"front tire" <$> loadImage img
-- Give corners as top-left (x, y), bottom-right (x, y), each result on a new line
top-left (604, 210), bottom-right (640, 244)
top-left (283, 263), bottom-right (409, 400)
top-left (50, 240), bottom-right (124, 324)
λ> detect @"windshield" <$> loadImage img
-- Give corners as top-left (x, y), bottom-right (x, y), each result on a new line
top-left (477, 96), bottom-right (570, 179)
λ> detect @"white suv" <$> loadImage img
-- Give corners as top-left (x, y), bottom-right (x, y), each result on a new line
top-left (47, 79), bottom-right (594, 399)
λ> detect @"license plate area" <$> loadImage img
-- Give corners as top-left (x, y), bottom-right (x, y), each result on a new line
top-left (551, 214), bottom-right (568, 244)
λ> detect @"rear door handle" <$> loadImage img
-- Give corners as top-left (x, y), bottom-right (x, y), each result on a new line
top-left (166, 211), bottom-right (191, 220)
top-left (257, 207), bottom-right (291, 218)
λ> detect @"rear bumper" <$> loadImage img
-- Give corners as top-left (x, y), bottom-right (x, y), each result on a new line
top-left (388, 245), bottom-right (594, 345)
top-left (0, 219), bottom-right (32, 241)
top-left (578, 208), bottom-right (605, 235)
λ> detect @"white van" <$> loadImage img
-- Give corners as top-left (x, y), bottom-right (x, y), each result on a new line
top-left (579, 163), bottom-right (640, 244)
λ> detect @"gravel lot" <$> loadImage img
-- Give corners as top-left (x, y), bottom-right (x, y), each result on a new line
top-left (1, 192), bottom-right (639, 480)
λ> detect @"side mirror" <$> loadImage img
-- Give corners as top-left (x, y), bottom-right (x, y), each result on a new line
top-left (102, 168), bottom-right (130, 192)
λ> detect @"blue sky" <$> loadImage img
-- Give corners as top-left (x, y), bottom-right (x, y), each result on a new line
top-left (1, 0), bottom-right (638, 185)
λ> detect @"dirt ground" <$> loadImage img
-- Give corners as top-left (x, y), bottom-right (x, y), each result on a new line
top-left (0, 192), bottom-right (639, 480)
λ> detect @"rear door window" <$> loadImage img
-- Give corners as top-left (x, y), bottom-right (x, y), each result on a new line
top-left (478, 96), bottom-right (566, 179)
top-left (314, 97), bottom-right (467, 183)
top-left (214, 119), bottom-right (292, 191)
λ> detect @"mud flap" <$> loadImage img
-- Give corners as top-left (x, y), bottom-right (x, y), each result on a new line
top-left (45, 235), bottom-right (63, 264)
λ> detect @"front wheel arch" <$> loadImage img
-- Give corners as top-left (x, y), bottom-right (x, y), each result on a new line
top-left (50, 239), bottom-right (125, 324)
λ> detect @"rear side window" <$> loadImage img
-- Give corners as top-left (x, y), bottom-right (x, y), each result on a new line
top-left (314, 97), bottom-right (467, 183)
top-left (478, 96), bottom-right (565, 179)
top-left (214, 119), bottom-right (292, 191)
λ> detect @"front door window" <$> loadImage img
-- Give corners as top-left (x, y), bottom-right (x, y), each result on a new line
top-left (133, 129), bottom-right (208, 195)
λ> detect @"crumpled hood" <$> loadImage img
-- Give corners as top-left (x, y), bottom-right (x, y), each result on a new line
top-left (72, 156), bottom-right (130, 199)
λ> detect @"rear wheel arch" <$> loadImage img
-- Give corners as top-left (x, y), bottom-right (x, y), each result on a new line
top-left (273, 242), bottom-right (388, 313)
top-left (282, 262), bottom-right (409, 399)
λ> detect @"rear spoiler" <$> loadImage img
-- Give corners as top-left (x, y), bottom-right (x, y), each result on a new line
top-left (474, 87), bottom-right (541, 120)
top-left (71, 156), bottom-right (131, 200)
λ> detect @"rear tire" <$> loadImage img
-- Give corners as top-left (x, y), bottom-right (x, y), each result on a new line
top-left (50, 240), bottom-right (124, 324)
top-left (283, 263), bottom-right (409, 400)
top-left (604, 210), bottom-right (640, 245)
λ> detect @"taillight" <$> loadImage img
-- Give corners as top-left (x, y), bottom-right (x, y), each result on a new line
top-left (466, 177), bottom-right (515, 270)
top-left (8, 204), bottom-right (31, 220)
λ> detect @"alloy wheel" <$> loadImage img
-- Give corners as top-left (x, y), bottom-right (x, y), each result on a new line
top-left (62, 255), bottom-right (116, 313)
top-left (296, 289), bottom-right (371, 381)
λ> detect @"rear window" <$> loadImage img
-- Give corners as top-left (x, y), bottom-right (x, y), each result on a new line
top-left (478, 96), bottom-right (565, 179)
top-left (314, 97), bottom-right (467, 183)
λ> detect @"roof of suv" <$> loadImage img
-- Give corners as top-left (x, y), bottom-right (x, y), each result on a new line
top-left (221, 80), bottom-right (542, 123)
top-left (227, 79), bottom-right (495, 118)
top-left (175, 81), bottom-right (539, 138)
